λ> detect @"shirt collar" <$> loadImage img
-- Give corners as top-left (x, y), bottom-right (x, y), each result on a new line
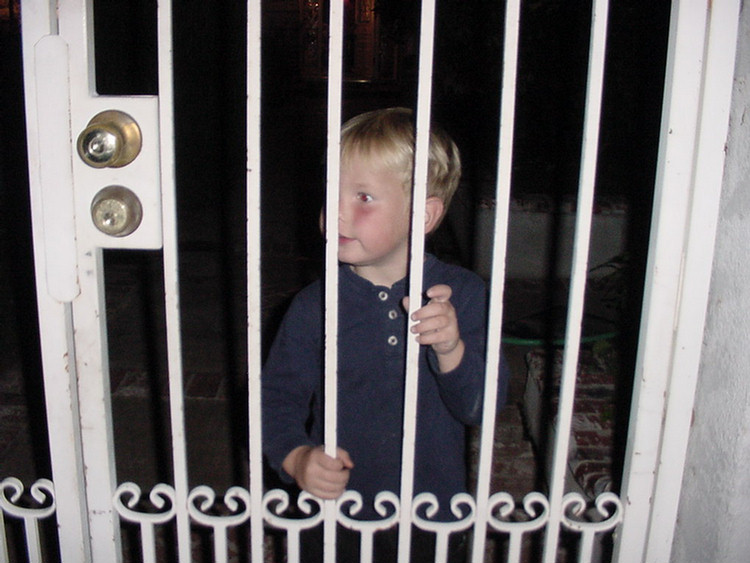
top-left (339, 254), bottom-right (437, 298)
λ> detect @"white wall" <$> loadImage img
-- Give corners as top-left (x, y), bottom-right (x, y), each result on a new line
top-left (672, 5), bottom-right (750, 562)
top-left (474, 198), bottom-right (629, 280)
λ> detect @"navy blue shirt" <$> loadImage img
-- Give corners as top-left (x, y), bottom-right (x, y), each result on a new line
top-left (262, 255), bottom-right (508, 520)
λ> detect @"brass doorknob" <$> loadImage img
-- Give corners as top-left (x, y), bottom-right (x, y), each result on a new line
top-left (90, 186), bottom-right (143, 237)
top-left (77, 110), bottom-right (142, 168)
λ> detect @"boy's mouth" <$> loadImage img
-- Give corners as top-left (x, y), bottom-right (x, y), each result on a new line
top-left (338, 235), bottom-right (354, 244)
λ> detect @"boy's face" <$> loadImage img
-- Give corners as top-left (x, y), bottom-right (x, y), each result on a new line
top-left (336, 151), bottom-right (412, 286)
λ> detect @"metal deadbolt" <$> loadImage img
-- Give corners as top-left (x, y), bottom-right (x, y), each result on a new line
top-left (77, 110), bottom-right (142, 168)
top-left (91, 186), bottom-right (143, 237)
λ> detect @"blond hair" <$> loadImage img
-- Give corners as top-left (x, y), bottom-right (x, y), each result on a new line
top-left (340, 108), bottom-right (461, 211)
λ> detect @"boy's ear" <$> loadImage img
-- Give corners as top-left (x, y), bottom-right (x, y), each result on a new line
top-left (424, 196), bottom-right (445, 235)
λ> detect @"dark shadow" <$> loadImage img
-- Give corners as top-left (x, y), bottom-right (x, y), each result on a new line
top-left (0, 9), bottom-right (50, 481)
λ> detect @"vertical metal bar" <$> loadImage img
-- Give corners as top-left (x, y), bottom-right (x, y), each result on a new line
top-left (68, 248), bottom-right (121, 563)
top-left (20, 3), bottom-right (92, 561)
top-left (0, 510), bottom-right (6, 562)
top-left (35, 0), bottom-right (164, 555)
top-left (324, 1), bottom-right (345, 561)
top-left (644, 2), bottom-right (740, 559)
top-left (469, 0), bottom-right (520, 560)
top-left (55, 1), bottom-right (122, 559)
top-left (613, 2), bottom-right (707, 560)
top-left (155, 1), bottom-right (191, 561)
top-left (542, 1), bottom-right (609, 561)
top-left (400, 1), bottom-right (437, 560)
top-left (246, 0), bottom-right (265, 561)
top-left (616, 1), bottom-right (741, 560)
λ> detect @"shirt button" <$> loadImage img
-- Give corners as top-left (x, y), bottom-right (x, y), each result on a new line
top-left (378, 291), bottom-right (389, 301)
top-left (388, 309), bottom-right (398, 320)
top-left (387, 335), bottom-right (398, 346)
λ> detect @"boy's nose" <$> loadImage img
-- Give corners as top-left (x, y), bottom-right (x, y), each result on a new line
top-left (337, 200), bottom-right (349, 223)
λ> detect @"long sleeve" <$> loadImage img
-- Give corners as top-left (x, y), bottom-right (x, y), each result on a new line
top-left (425, 261), bottom-right (509, 426)
top-left (261, 282), bottom-right (324, 479)
top-left (260, 257), bottom-right (510, 519)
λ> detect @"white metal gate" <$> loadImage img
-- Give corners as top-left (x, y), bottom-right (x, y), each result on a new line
top-left (3, 0), bottom-right (740, 562)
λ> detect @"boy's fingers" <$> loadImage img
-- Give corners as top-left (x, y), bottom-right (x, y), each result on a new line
top-left (311, 477), bottom-right (347, 499)
top-left (404, 284), bottom-right (452, 312)
top-left (337, 448), bottom-right (355, 469)
top-left (317, 449), bottom-right (349, 472)
top-left (425, 284), bottom-right (452, 302)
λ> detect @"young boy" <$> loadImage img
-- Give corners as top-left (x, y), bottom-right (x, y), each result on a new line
top-left (262, 107), bottom-right (508, 561)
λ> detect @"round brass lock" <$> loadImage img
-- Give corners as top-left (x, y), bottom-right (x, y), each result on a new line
top-left (91, 186), bottom-right (143, 237)
top-left (77, 110), bottom-right (142, 168)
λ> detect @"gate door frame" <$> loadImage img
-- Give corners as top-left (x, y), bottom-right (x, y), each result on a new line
top-left (15, 1), bottom-right (742, 562)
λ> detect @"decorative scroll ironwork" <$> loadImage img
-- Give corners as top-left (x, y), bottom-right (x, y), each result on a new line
top-left (262, 489), bottom-right (324, 563)
top-left (0, 477), bottom-right (624, 563)
top-left (486, 491), bottom-right (551, 563)
top-left (188, 486), bottom-right (252, 563)
top-left (560, 492), bottom-right (623, 563)
top-left (0, 478), bottom-right (56, 563)
top-left (113, 483), bottom-right (176, 563)
top-left (337, 490), bottom-right (400, 563)
top-left (412, 493), bottom-right (476, 563)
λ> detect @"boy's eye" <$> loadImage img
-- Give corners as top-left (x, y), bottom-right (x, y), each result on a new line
top-left (357, 193), bottom-right (373, 203)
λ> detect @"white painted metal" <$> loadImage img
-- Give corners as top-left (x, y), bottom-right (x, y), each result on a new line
top-left (0, 479), bottom-right (56, 563)
top-left (543, 1), bottom-right (614, 561)
top-left (246, 1), bottom-right (265, 562)
top-left (615, 12), bottom-right (709, 555)
top-left (264, 491), bottom-right (324, 563)
top-left (151, 0), bottom-right (194, 560)
top-left (33, 35), bottom-right (79, 302)
top-left (470, 0), bottom-right (519, 559)
top-left (561, 492), bottom-right (623, 563)
top-left (189, 487), bottom-right (252, 563)
top-left (52, 0), bottom-right (164, 557)
top-left (323, 1), bottom-right (345, 561)
top-left (400, 1), bottom-right (437, 560)
top-left (61, 4), bottom-right (163, 252)
top-left (487, 493), bottom-right (550, 563)
top-left (19, 0), bottom-right (167, 560)
top-left (645, 2), bottom-right (741, 556)
top-left (615, 1), bottom-right (742, 561)
top-left (13, 0), bottom-right (741, 562)
top-left (615, 10), bottom-right (708, 553)
top-left (114, 483), bottom-right (177, 563)
top-left (19, 1), bottom-right (92, 561)
top-left (337, 491), bottom-right (400, 563)
top-left (70, 246), bottom-right (121, 562)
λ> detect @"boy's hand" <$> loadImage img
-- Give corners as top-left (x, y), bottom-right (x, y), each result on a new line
top-left (282, 445), bottom-right (354, 499)
top-left (404, 284), bottom-right (465, 373)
